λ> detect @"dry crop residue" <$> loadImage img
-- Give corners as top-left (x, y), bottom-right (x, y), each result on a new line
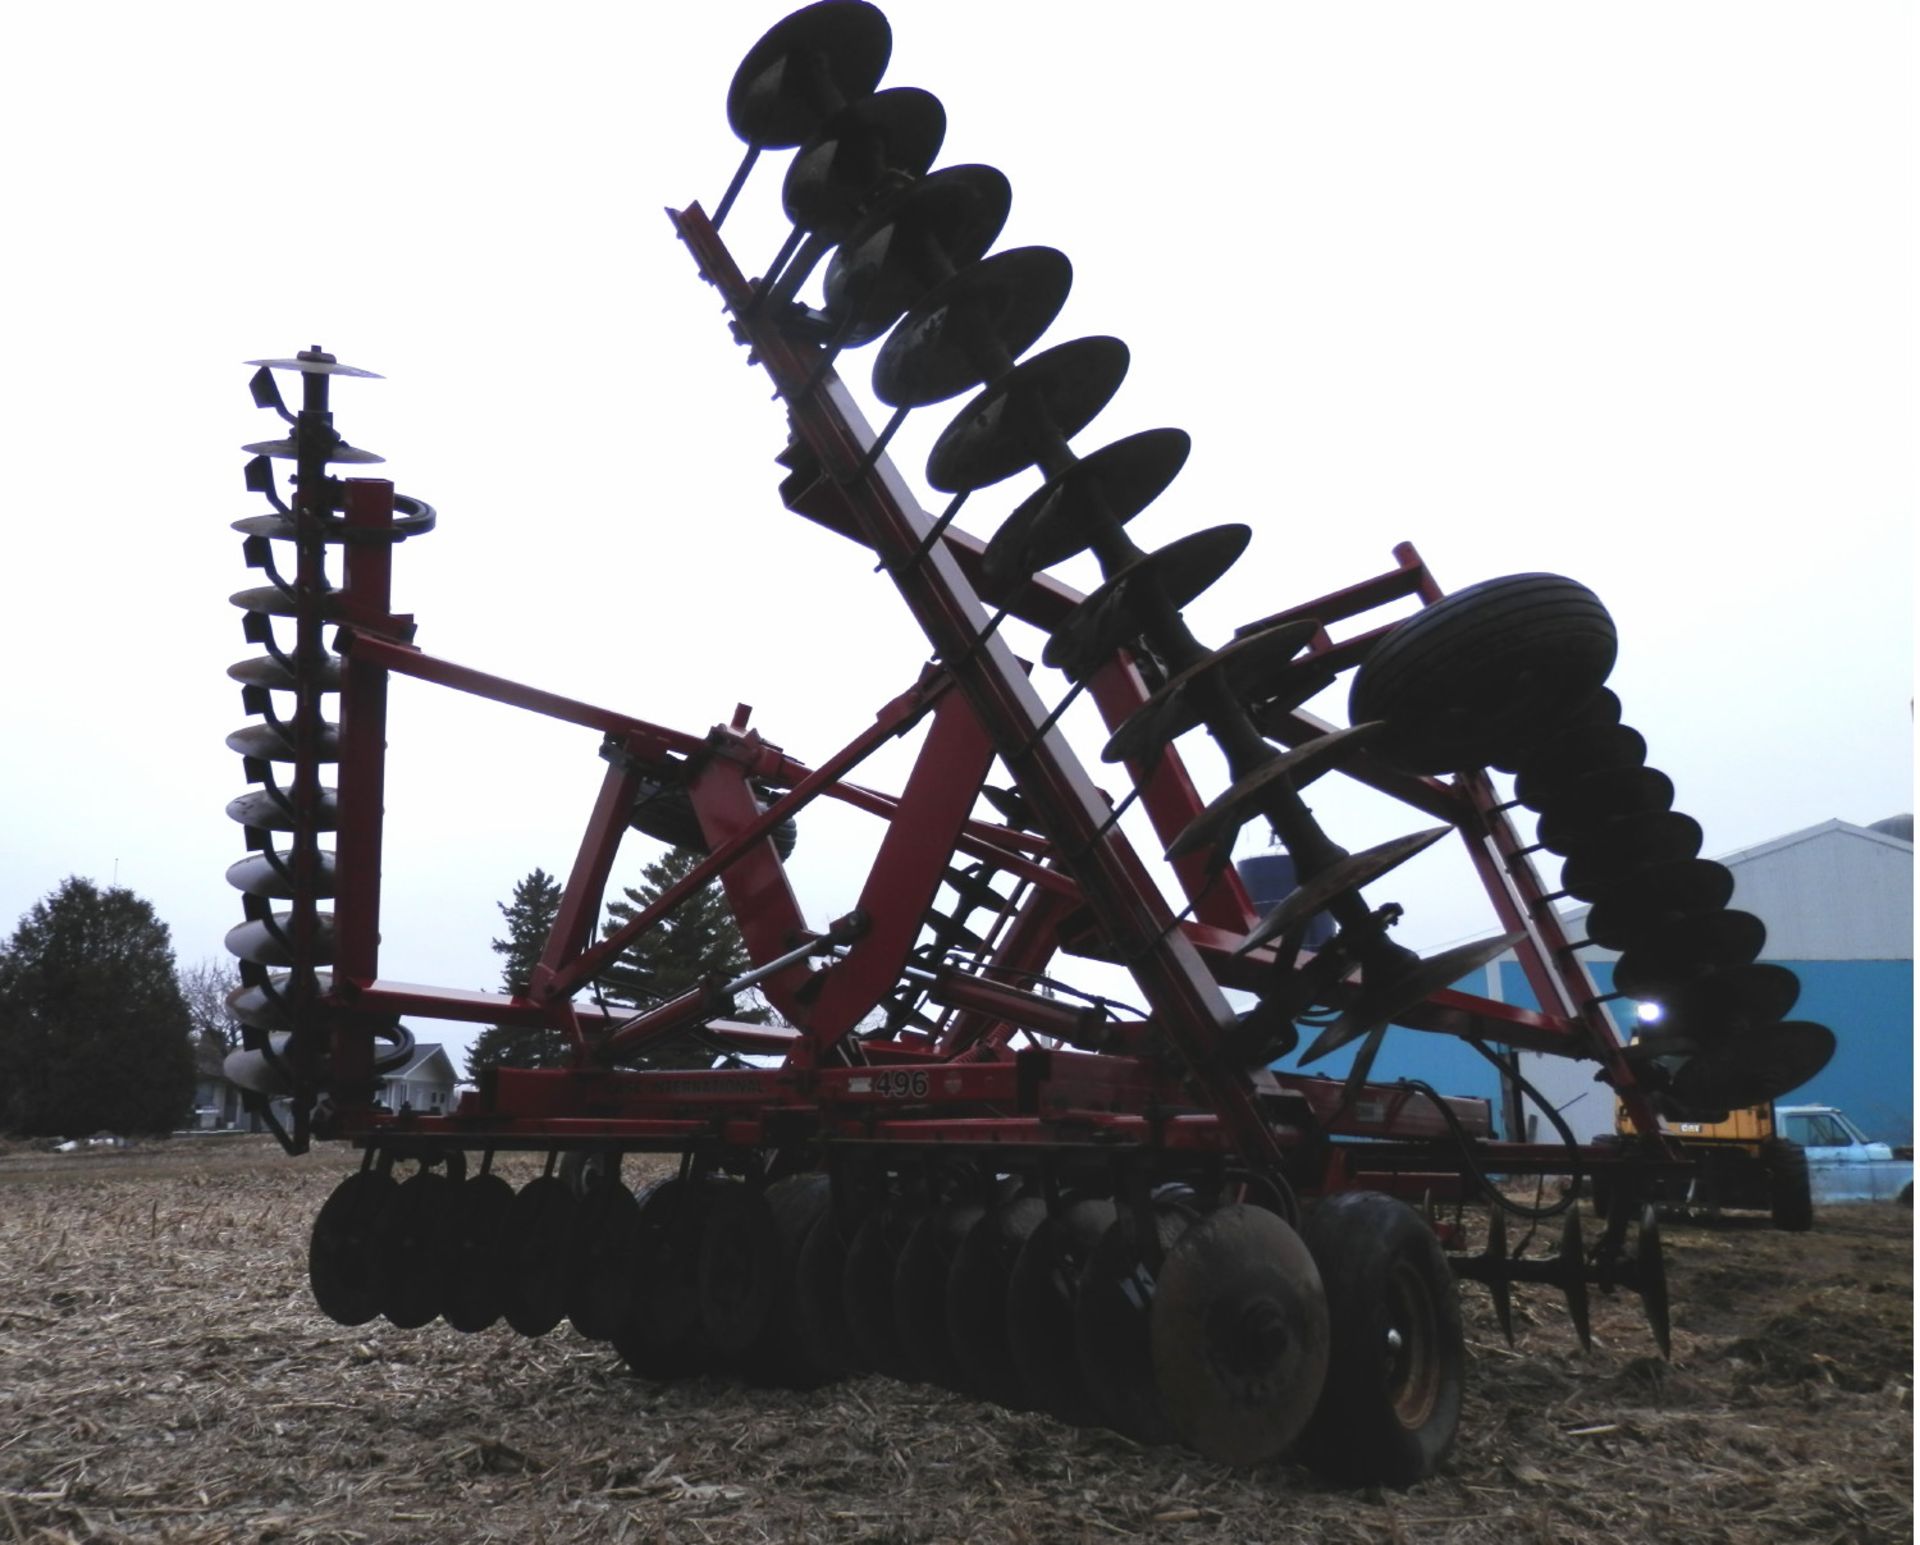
top-left (0, 1139), bottom-right (1909, 1544)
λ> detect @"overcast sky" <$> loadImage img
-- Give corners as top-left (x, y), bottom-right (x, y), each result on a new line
top-left (0, 2), bottom-right (1909, 1069)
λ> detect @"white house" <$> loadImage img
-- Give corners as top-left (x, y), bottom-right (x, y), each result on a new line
top-left (377, 1042), bottom-right (460, 1115)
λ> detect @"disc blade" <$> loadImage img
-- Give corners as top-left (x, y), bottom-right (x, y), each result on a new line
top-left (1006, 1199), bottom-right (1114, 1426)
top-left (1041, 525), bottom-right (1251, 676)
top-left (782, 87), bottom-right (946, 238)
top-left (728, 0), bottom-right (891, 147)
top-left (1298, 933), bottom-right (1525, 1063)
top-left (981, 429), bottom-right (1190, 596)
top-left (246, 356), bottom-right (382, 378)
top-left (223, 910), bottom-right (336, 967)
top-left (224, 850), bottom-right (337, 900)
top-left (928, 336), bottom-right (1130, 494)
top-left (226, 787), bottom-right (338, 832)
top-left (1074, 1207), bottom-right (1191, 1444)
top-left (1236, 828), bottom-right (1453, 956)
top-left (1611, 910), bottom-right (1768, 997)
top-left (822, 164), bottom-right (1011, 344)
top-left (1150, 1204), bottom-right (1330, 1465)
top-left (1662, 1020), bottom-right (1835, 1113)
top-left (241, 436), bottom-right (385, 465)
top-left (872, 246), bottom-right (1072, 408)
top-left (1101, 619), bottom-right (1321, 767)
top-left (1165, 723), bottom-right (1384, 860)
top-left (946, 1197), bottom-right (1046, 1410)
top-left (892, 1202), bottom-right (984, 1390)
top-left (441, 1172), bottom-right (515, 1333)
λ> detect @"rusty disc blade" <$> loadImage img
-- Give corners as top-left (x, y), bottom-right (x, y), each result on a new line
top-left (728, 0), bottom-right (891, 147)
top-left (822, 164), bottom-right (1011, 345)
top-left (981, 429), bottom-right (1191, 596)
top-left (872, 246), bottom-right (1072, 407)
top-left (782, 86), bottom-right (946, 238)
top-left (927, 336), bottom-right (1131, 494)
top-left (1040, 525), bottom-right (1250, 675)
top-left (1150, 1204), bottom-right (1329, 1466)
top-left (1100, 618), bottom-right (1320, 766)
top-left (1165, 723), bottom-right (1385, 861)
top-left (1236, 828), bottom-right (1453, 956)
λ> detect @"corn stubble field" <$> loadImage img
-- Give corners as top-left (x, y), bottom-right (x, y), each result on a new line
top-left (0, 1138), bottom-right (1909, 1545)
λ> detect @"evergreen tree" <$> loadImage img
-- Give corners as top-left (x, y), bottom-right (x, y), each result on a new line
top-left (599, 847), bottom-right (768, 1070)
top-left (0, 878), bottom-right (196, 1136)
top-left (464, 868), bottom-right (566, 1079)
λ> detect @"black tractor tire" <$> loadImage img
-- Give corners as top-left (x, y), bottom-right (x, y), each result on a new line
top-left (1296, 1192), bottom-right (1466, 1489)
top-left (1348, 573), bottom-right (1617, 775)
top-left (1765, 1138), bottom-right (1814, 1232)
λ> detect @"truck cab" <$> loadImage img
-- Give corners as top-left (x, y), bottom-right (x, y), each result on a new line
top-left (1774, 1105), bottom-right (1914, 1205)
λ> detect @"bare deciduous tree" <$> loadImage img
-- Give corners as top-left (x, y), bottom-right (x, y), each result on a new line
top-left (177, 956), bottom-right (243, 1054)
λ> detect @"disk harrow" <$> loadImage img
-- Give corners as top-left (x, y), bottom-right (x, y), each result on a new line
top-left (215, 1), bottom-right (1835, 1488)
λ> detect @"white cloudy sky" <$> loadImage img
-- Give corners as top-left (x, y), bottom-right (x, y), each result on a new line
top-left (0, 2), bottom-right (1909, 1067)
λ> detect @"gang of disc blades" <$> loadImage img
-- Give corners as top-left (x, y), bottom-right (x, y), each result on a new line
top-left (822, 164), bottom-right (1012, 345)
top-left (1150, 1204), bottom-right (1330, 1466)
top-left (1040, 524), bottom-right (1251, 675)
top-left (927, 335), bottom-right (1131, 494)
top-left (980, 428), bottom-right (1192, 594)
top-left (728, 0), bottom-right (891, 147)
top-left (783, 87), bottom-right (946, 238)
top-left (872, 246), bottom-right (1072, 408)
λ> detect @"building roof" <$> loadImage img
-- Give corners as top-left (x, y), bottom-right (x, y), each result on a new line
top-left (384, 1041), bottom-right (456, 1082)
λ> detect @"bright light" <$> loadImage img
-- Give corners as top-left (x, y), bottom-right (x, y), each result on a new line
top-left (1636, 1001), bottom-right (1664, 1024)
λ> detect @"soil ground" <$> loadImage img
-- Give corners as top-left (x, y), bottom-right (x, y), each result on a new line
top-left (0, 1138), bottom-right (1909, 1544)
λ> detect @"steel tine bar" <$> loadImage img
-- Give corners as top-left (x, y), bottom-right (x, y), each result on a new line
top-left (880, 490), bottom-right (970, 575)
top-left (711, 143), bottom-right (761, 230)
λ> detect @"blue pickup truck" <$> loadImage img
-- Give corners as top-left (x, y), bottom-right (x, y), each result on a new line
top-left (1775, 1105), bottom-right (1914, 1206)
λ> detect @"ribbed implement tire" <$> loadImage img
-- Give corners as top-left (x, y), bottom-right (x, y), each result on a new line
top-left (1765, 1138), bottom-right (1814, 1232)
top-left (1296, 1192), bottom-right (1465, 1488)
top-left (1349, 573), bottom-right (1617, 775)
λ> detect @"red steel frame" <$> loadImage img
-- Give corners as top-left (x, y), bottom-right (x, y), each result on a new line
top-left (278, 202), bottom-right (1672, 1195)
